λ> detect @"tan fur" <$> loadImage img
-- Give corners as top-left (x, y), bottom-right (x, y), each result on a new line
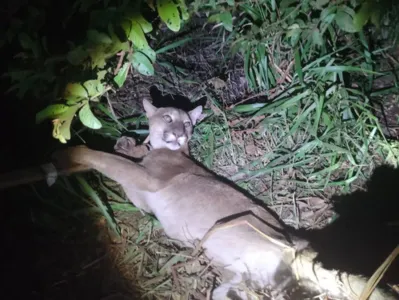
top-left (52, 101), bottom-right (397, 300)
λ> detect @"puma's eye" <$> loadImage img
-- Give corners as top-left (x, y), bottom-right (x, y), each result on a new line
top-left (184, 121), bottom-right (191, 128)
top-left (163, 115), bottom-right (172, 123)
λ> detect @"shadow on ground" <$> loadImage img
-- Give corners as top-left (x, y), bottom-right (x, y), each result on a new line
top-left (298, 165), bottom-right (399, 288)
top-left (0, 183), bottom-right (140, 300)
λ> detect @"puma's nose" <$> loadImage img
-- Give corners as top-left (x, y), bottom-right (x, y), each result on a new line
top-left (171, 132), bottom-right (186, 145)
top-left (164, 132), bottom-right (186, 145)
top-left (177, 135), bottom-right (186, 146)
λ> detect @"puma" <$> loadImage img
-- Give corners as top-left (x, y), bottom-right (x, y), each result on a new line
top-left (52, 99), bottom-right (397, 300)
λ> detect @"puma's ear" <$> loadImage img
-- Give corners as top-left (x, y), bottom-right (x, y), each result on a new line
top-left (188, 105), bottom-right (203, 125)
top-left (143, 98), bottom-right (157, 117)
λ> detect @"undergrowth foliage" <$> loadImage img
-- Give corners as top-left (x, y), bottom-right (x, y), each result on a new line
top-left (3, 0), bottom-right (399, 144)
top-left (184, 0), bottom-right (399, 195)
top-left (3, 0), bottom-right (189, 143)
top-left (194, 0), bottom-right (399, 92)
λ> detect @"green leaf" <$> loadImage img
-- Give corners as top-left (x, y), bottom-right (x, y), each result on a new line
top-left (87, 29), bottom-right (113, 44)
top-left (51, 104), bottom-right (82, 143)
top-left (133, 14), bottom-right (153, 33)
top-left (79, 103), bottom-right (102, 129)
top-left (233, 103), bottom-right (266, 113)
top-left (157, 0), bottom-right (181, 32)
top-left (67, 46), bottom-right (89, 65)
top-left (176, 0), bottom-right (190, 20)
top-left (64, 82), bottom-right (89, 98)
top-left (129, 21), bottom-right (149, 49)
top-left (131, 52), bottom-right (154, 76)
top-left (139, 46), bottom-right (156, 63)
top-left (36, 104), bottom-right (71, 124)
top-left (63, 80), bottom-right (104, 100)
top-left (320, 5), bottom-right (336, 21)
top-left (220, 12), bottom-right (233, 31)
top-left (156, 37), bottom-right (192, 54)
top-left (312, 28), bottom-right (323, 46)
top-left (314, 0), bottom-right (329, 9)
top-left (335, 10), bottom-right (358, 33)
top-left (114, 62), bottom-right (130, 88)
top-left (83, 79), bottom-right (105, 98)
top-left (294, 48), bottom-right (303, 84)
top-left (87, 47), bottom-right (107, 68)
top-left (65, 96), bottom-right (83, 105)
top-left (353, 0), bottom-right (373, 31)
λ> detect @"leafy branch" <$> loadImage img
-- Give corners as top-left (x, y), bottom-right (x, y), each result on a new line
top-left (4, 0), bottom-right (189, 143)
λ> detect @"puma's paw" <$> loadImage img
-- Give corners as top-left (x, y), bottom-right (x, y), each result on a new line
top-left (131, 145), bottom-right (150, 158)
top-left (114, 136), bottom-right (137, 155)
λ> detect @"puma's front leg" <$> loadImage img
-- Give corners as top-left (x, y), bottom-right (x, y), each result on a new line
top-left (52, 146), bottom-right (161, 212)
top-left (52, 145), bottom-right (163, 193)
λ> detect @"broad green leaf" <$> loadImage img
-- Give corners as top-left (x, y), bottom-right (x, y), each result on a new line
top-left (88, 46), bottom-right (107, 68)
top-left (131, 14), bottom-right (153, 33)
top-left (97, 70), bottom-right (107, 80)
top-left (176, 0), bottom-right (190, 20)
top-left (139, 46), bottom-right (156, 63)
top-left (52, 119), bottom-right (65, 143)
top-left (87, 29), bottom-right (113, 44)
top-left (157, 0), bottom-right (181, 32)
top-left (65, 96), bottom-right (84, 105)
top-left (58, 118), bottom-right (72, 142)
top-left (335, 10), bottom-right (358, 33)
top-left (36, 104), bottom-right (71, 124)
top-left (208, 13), bottom-right (220, 23)
top-left (320, 5), bottom-right (336, 21)
top-left (79, 103), bottom-right (102, 129)
top-left (83, 79), bottom-right (105, 98)
top-left (281, 0), bottom-right (297, 8)
top-left (131, 52), bottom-right (154, 76)
top-left (220, 12), bottom-right (233, 31)
top-left (52, 104), bottom-right (81, 143)
top-left (114, 62), bottom-right (130, 88)
top-left (312, 28), bottom-right (323, 46)
top-left (129, 21), bottom-right (149, 49)
top-left (64, 82), bottom-right (89, 98)
top-left (67, 46), bottom-right (89, 65)
top-left (314, 0), bottom-right (329, 9)
top-left (288, 28), bottom-right (301, 46)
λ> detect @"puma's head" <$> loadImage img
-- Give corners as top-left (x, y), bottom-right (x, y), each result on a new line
top-left (143, 98), bottom-right (203, 151)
